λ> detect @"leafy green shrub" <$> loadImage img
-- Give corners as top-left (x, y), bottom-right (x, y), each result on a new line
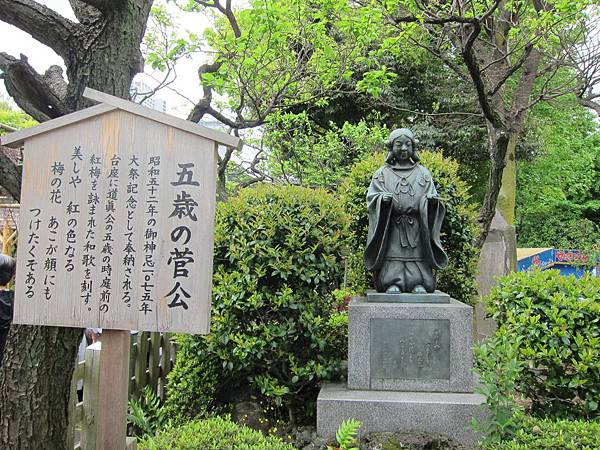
top-left (162, 334), bottom-right (223, 423)
top-left (143, 415), bottom-right (296, 450)
top-left (165, 184), bottom-right (349, 424)
top-left (472, 332), bottom-right (525, 444)
top-left (484, 416), bottom-right (600, 450)
top-left (128, 386), bottom-right (171, 441)
top-left (338, 151), bottom-right (479, 303)
top-left (486, 269), bottom-right (600, 419)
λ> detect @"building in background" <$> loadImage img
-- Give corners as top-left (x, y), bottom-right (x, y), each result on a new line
top-left (517, 248), bottom-right (594, 278)
top-left (130, 80), bottom-right (167, 112)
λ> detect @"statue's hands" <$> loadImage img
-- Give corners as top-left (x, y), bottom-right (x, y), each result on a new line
top-left (382, 193), bottom-right (393, 203)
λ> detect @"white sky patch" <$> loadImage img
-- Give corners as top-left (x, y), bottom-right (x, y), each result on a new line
top-left (0, 0), bottom-right (219, 119)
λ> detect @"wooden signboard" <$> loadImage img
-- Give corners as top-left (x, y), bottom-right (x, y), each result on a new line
top-left (2, 89), bottom-right (239, 335)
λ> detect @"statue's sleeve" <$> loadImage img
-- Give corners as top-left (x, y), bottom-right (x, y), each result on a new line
top-left (419, 169), bottom-right (448, 270)
top-left (364, 169), bottom-right (393, 271)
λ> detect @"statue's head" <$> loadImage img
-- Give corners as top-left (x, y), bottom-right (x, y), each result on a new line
top-left (385, 128), bottom-right (420, 164)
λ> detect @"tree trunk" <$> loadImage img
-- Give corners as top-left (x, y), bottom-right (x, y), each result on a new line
top-left (0, 2), bottom-right (152, 448)
top-left (66, 2), bottom-right (148, 110)
top-left (496, 133), bottom-right (517, 226)
top-left (0, 325), bottom-right (82, 449)
top-left (477, 124), bottom-right (510, 247)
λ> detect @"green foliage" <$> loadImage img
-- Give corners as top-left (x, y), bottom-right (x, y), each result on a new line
top-left (518, 202), bottom-right (600, 252)
top-left (472, 332), bottom-right (525, 444)
top-left (0, 107), bottom-right (37, 134)
top-left (264, 113), bottom-right (389, 188)
top-left (328, 418), bottom-right (361, 450)
top-left (128, 386), bottom-right (171, 442)
top-left (517, 95), bottom-right (600, 251)
top-left (143, 415), bottom-right (296, 450)
top-left (338, 150), bottom-right (479, 303)
top-left (162, 334), bottom-right (223, 423)
top-left (486, 269), bottom-right (600, 419)
top-left (484, 416), bottom-right (600, 450)
top-left (165, 184), bottom-right (349, 423)
top-left (191, 0), bottom-right (368, 119)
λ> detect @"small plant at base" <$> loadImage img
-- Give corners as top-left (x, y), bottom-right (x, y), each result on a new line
top-left (328, 418), bottom-right (361, 450)
top-left (128, 386), bottom-right (171, 443)
top-left (472, 332), bottom-right (525, 444)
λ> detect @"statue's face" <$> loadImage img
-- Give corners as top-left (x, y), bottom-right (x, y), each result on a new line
top-left (392, 135), bottom-right (413, 162)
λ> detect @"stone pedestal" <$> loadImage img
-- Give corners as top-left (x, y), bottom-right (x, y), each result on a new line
top-left (317, 295), bottom-right (487, 448)
top-left (348, 298), bottom-right (473, 393)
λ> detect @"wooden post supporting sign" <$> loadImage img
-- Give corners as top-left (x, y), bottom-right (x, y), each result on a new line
top-left (97, 330), bottom-right (131, 450)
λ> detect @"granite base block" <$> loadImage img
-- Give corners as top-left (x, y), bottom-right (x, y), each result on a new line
top-left (317, 383), bottom-right (487, 448)
top-left (348, 298), bottom-right (473, 392)
top-left (367, 290), bottom-right (450, 303)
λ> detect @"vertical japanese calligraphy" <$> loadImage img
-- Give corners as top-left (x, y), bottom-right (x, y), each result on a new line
top-left (141, 156), bottom-right (160, 315)
top-left (122, 155), bottom-right (140, 308)
top-left (24, 208), bottom-right (41, 299)
top-left (166, 163), bottom-right (199, 310)
top-left (11, 108), bottom-right (218, 333)
top-left (100, 155), bottom-right (121, 313)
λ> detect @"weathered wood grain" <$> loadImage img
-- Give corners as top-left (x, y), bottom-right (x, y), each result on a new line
top-left (13, 108), bottom-right (215, 334)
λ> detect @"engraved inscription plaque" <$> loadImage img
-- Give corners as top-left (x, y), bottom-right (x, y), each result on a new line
top-left (370, 319), bottom-right (450, 381)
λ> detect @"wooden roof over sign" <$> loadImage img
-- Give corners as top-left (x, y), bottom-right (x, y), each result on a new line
top-left (1, 88), bottom-right (240, 149)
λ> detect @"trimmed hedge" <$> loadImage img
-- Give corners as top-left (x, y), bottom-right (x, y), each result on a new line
top-left (143, 416), bottom-right (296, 450)
top-left (486, 269), bottom-right (600, 419)
top-left (165, 184), bottom-right (349, 424)
top-left (338, 151), bottom-right (479, 303)
top-left (485, 417), bottom-right (600, 450)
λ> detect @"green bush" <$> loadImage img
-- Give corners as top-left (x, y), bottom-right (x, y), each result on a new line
top-left (484, 416), bottom-right (600, 450)
top-left (486, 269), bottom-right (600, 419)
top-left (338, 151), bottom-right (479, 303)
top-left (518, 202), bottom-right (600, 251)
top-left (472, 332), bottom-right (525, 444)
top-left (162, 334), bottom-right (223, 422)
top-left (143, 416), bottom-right (296, 450)
top-left (165, 184), bottom-right (349, 424)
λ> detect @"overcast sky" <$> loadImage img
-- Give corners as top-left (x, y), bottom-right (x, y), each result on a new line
top-left (0, 0), bottom-right (216, 119)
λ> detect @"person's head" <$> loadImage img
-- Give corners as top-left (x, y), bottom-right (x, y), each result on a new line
top-left (0, 254), bottom-right (16, 286)
top-left (385, 128), bottom-right (419, 164)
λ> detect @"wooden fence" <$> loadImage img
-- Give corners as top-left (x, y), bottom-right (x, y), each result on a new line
top-left (67, 332), bottom-right (177, 450)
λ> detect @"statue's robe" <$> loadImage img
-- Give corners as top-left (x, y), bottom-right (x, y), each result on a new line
top-left (364, 163), bottom-right (448, 293)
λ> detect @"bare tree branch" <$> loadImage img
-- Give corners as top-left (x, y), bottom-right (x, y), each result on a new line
top-left (0, 53), bottom-right (71, 121)
top-left (194, 0), bottom-right (241, 38)
top-left (188, 0), bottom-right (243, 129)
top-left (68, 0), bottom-right (105, 22)
top-left (489, 43), bottom-right (533, 96)
top-left (460, 21), bottom-right (505, 128)
top-left (0, 0), bottom-right (79, 58)
top-left (187, 61), bottom-right (219, 123)
top-left (578, 97), bottom-right (600, 116)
